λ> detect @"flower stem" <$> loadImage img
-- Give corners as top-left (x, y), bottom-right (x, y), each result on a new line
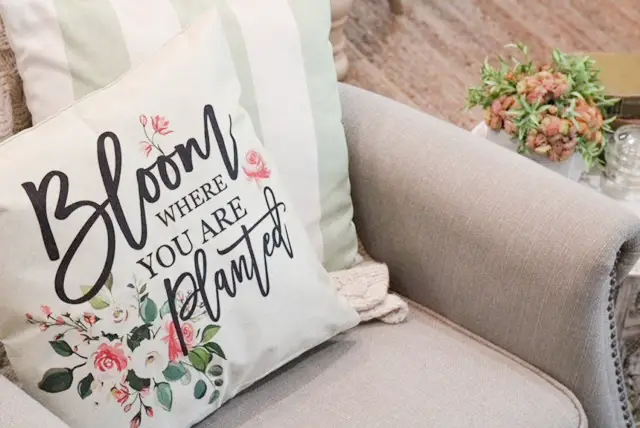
top-left (70, 362), bottom-right (87, 372)
top-left (151, 326), bottom-right (161, 339)
top-left (63, 314), bottom-right (88, 332)
top-left (143, 128), bottom-right (165, 156)
top-left (72, 350), bottom-right (88, 360)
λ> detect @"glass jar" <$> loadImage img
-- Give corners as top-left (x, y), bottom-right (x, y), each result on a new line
top-left (601, 125), bottom-right (640, 201)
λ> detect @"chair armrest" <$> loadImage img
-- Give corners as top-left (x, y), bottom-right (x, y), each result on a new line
top-left (339, 83), bottom-right (640, 428)
top-left (0, 376), bottom-right (69, 428)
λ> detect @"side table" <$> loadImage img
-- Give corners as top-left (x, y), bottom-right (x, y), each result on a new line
top-left (471, 121), bottom-right (640, 417)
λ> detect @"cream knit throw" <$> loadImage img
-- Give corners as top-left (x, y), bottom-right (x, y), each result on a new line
top-left (331, 242), bottom-right (409, 324)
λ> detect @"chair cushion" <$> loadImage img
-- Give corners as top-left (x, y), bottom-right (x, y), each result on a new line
top-left (199, 301), bottom-right (585, 428)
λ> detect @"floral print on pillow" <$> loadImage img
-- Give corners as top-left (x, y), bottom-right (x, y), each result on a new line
top-left (26, 273), bottom-right (226, 428)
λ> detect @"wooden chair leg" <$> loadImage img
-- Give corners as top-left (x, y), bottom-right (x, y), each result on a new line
top-left (388, 0), bottom-right (404, 15)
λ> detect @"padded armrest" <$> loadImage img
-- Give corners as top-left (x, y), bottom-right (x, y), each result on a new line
top-left (0, 376), bottom-right (69, 428)
top-left (339, 83), bottom-right (640, 428)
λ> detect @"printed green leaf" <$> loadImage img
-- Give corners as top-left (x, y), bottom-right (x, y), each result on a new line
top-left (80, 285), bottom-right (110, 310)
top-left (125, 370), bottom-right (150, 392)
top-left (127, 324), bottom-right (151, 351)
top-left (163, 362), bottom-right (186, 382)
top-left (180, 366), bottom-right (192, 386)
top-left (38, 368), bottom-right (73, 393)
top-left (207, 365), bottom-right (223, 377)
top-left (139, 284), bottom-right (147, 295)
top-left (214, 378), bottom-right (224, 387)
top-left (77, 373), bottom-right (94, 399)
top-left (105, 272), bottom-right (114, 292)
top-left (203, 342), bottom-right (226, 360)
top-left (188, 348), bottom-right (212, 372)
top-left (49, 340), bottom-right (73, 357)
top-left (208, 390), bottom-right (220, 404)
top-left (140, 297), bottom-right (158, 323)
top-left (159, 301), bottom-right (171, 319)
top-left (200, 325), bottom-right (220, 343)
top-left (101, 332), bottom-right (119, 341)
top-left (155, 382), bottom-right (173, 411)
top-left (194, 380), bottom-right (207, 399)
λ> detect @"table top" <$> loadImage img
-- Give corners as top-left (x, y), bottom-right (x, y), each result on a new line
top-left (471, 122), bottom-right (640, 277)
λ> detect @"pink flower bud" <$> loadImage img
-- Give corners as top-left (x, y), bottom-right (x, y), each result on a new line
top-left (41, 305), bottom-right (52, 317)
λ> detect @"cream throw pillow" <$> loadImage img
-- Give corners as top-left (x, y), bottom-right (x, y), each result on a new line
top-left (0, 0), bottom-right (358, 272)
top-left (0, 8), bottom-right (358, 427)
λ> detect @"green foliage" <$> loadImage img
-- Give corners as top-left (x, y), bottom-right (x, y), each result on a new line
top-left (466, 42), bottom-right (618, 169)
top-left (466, 42), bottom-right (534, 110)
top-left (38, 368), bottom-right (73, 393)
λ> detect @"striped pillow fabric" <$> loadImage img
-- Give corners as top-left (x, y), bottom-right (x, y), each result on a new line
top-left (0, 0), bottom-right (358, 272)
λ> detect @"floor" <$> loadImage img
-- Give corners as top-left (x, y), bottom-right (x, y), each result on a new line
top-left (343, 0), bottom-right (640, 131)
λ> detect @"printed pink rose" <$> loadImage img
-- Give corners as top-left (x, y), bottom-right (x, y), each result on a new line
top-left (110, 384), bottom-right (130, 405)
top-left (56, 316), bottom-right (64, 326)
top-left (25, 313), bottom-right (33, 320)
top-left (91, 342), bottom-right (129, 382)
top-left (139, 114), bottom-right (148, 127)
top-left (242, 150), bottom-right (271, 182)
top-left (151, 115), bottom-right (172, 136)
top-left (182, 323), bottom-right (196, 344)
top-left (246, 150), bottom-right (261, 166)
top-left (124, 403), bottom-right (132, 413)
top-left (162, 321), bottom-right (196, 362)
top-left (41, 305), bottom-right (52, 317)
top-left (83, 312), bottom-right (98, 326)
top-left (39, 323), bottom-right (48, 331)
top-left (145, 407), bottom-right (154, 417)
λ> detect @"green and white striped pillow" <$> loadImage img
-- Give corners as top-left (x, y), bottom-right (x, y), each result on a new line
top-left (0, 0), bottom-right (358, 271)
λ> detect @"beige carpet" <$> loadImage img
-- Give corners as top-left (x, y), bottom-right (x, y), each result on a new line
top-left (344, 0), bottom-right (640, 131)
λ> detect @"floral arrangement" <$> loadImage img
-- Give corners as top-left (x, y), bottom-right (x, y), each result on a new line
top-left (27, 277), bottom-right (227, 427)
top-left (466, 43), bottom-right (618, 168)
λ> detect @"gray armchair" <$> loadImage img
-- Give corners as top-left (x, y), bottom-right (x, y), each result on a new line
top-left (2, 84), bottom-right (640, 428)
top-left (341, 83), bottom-right (640, 427)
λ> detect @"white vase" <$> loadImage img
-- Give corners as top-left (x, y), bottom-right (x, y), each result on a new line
top-left (485, 128), bottom-right (587, 182)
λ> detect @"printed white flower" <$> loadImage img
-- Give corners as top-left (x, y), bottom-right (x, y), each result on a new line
top-left (88, 377), bottom-right (113, 405)
top-left (131, 339), bottom-right (170, 379)
top-left (106, 303), bottom-right (139, 336)
top-left (85, 283), bottom-right (139, 337)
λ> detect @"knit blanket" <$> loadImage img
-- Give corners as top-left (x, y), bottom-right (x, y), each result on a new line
top-left (331, 244), bottom-right (408, 324)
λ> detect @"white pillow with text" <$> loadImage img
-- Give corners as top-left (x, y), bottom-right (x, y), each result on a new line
top-left (0, 8), bottom-right (358, 428)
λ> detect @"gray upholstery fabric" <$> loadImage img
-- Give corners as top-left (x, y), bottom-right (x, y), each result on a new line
top-left (202, 302), bottom-right (584, 428)
top-left (339, 83), bottom-right (640, 428)
top-left (0, 376), bottom-right (69, 428)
